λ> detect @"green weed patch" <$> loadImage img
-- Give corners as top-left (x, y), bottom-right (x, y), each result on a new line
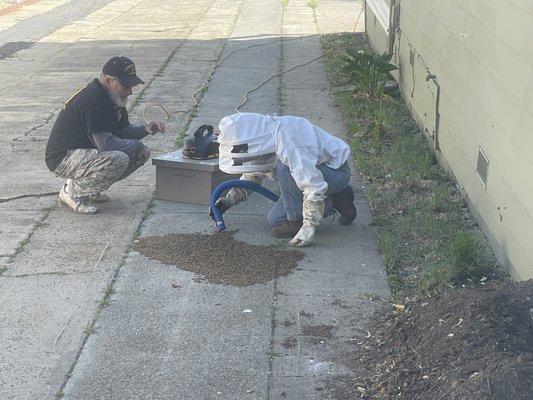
top-left (322, 33), bottom-right (500, 300)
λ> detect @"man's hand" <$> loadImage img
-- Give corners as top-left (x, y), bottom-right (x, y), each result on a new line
top-left (289, 225), bottom-right (316, 247)
top-left (145, 121), bottom-right (166, 135)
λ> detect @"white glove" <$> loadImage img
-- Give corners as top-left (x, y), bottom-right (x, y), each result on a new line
top-left (289, 199), bottom-right (324, 247)
top-left (289, 225), bottom-right (316, 247)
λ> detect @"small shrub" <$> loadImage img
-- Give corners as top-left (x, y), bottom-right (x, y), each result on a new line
top-left (340, 49), bottom-right (398, 98)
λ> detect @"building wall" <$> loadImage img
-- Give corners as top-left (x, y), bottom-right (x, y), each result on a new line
top-left (365, 0), bottom-right (390, 54)
top-left (365, 0), bottom-right (533, 280)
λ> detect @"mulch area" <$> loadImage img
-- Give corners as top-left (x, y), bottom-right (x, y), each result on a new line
top-left (133, 232), bottom-right (304, 286)
top-left (337, 280), bottom-right (533, 399)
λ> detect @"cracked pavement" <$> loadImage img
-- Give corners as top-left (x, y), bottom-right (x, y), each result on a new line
top-left (0, 0), bottom-right (385, 399)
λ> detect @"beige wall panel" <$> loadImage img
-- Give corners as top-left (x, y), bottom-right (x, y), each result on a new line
top-left (505, 0), bottom-right (533, 13)
top-left (367, 0), bottom-right (533, 279)
top-left (510, 113), bottom-right (533, 166)
top-left (454, 83), bottom-right (533, 223)
top-left (428, 13), bottom-right (469, 78)
top-left (438, 118), bottom-right (532, 280)
top-left (436, 62), bottom-right (464, 109)
top-left (457, 83), bottom-right (533, 227)
top-left (365, 4), bottom-right (389, 54)
top-left (429, 106), bottom-right (533, 279)
top-left (463, 17), bottom-right (533, 115)
top-left (427, 0), bottom-right (469, 41)
top-left (464, 55), bottom-right (531, 144)
top-left (438, 91), bottom-right (462, 137)
top-left (478, 167), bottom-right (533, 277)
top-left (463, 0), bottom-right (533, 65)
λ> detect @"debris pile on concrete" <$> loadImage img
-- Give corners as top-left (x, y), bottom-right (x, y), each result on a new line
top-left (134, 232), bottom-right (304, 286)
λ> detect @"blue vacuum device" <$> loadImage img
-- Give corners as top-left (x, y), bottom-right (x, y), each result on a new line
top-left (210, 180), bottom-right (279, 231)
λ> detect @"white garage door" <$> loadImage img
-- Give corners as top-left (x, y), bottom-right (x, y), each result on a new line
top-left (366, 0), bottom-right (390, 32)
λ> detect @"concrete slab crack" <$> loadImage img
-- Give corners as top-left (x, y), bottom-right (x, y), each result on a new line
top-left (266, 5), bottom-right (285, 400)
top-left (2, 271), bottom-right (91, 278)
top-left (1, 203), bottom-right (56, 275)
top-left (11, 109), bottom-right (59, 142)
top-left (0, 191), bottom-right (58, 204)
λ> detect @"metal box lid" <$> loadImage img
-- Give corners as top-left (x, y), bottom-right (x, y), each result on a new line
top-left (152, 150), bottom-right (220, 172)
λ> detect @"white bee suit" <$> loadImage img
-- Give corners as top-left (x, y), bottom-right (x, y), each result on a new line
top-left (218, 113), bottom-right (350, 201)
top-left (218, 113), bottom-right (351, 246)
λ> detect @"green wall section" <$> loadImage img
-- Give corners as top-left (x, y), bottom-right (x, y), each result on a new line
top-left (365, 1), bottom-right (533, 280)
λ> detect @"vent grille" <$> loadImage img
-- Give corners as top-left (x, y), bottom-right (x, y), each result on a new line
top-left (476, 148), bottom-right (489, 186)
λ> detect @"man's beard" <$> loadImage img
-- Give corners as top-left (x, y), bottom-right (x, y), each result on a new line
top-left (108, 91), bottom-right (128, 108)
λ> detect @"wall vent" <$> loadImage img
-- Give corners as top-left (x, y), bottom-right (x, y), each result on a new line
top-left (476, 147), bottom-right (489, 187)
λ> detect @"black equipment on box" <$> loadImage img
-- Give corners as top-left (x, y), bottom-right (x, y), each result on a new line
top-left (182, 125), bottom-right (220, 160)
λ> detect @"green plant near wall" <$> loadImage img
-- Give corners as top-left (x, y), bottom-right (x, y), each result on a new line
top-left (340, 49), bottom-right (398, 99)
top-left (366, 100), bottom-right (389, 144)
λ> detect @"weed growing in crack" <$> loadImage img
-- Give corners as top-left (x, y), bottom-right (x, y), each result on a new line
top-left (271, 239), bottom-right (286, 251)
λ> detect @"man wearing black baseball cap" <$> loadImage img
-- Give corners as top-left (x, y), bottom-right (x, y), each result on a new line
top-left (45, 56), bottom-right (166, 214)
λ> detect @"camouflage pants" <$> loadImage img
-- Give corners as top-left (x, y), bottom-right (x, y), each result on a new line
top-left (53, 146), bottom-right (149, 199)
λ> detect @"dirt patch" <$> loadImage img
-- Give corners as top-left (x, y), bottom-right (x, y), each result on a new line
top-left (283, 319), bottom-right (294, 328)
top-left (133, 232), bottom-right (304, 286)
top-left (332, 298), bottom-right (350, 309)
top-left (302, 324), bottom-right (335, 338)
top-left (337, 280), bottom-right (533, 399)
top-left (299, 310), bottom-right (315, 319)
top-left (282, 337), bottom-right (297, 349)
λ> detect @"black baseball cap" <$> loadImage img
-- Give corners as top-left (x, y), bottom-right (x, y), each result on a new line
top-left (102, 56), bottom-right (144, 88)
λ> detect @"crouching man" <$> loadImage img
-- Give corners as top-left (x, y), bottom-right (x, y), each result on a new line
top-left (45, 56), bottom-right (166, 214)
top-left (214, 112), bottom-right (357, 247)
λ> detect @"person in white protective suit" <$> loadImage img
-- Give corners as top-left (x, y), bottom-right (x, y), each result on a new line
top-left (215, 112), bottom-right (358, 247)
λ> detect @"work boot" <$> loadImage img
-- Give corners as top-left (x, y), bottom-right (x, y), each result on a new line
top-left (58, 183), bottom-right (98, 215)
top-left (332, 186), bottom-right (357, 225)
top-left (271, 219), bottom-right (303, 238)
top-left (88, 192), bottom-right (110, 203)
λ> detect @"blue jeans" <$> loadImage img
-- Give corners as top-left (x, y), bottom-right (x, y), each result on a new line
top-left (267, 160), bottom-right (351, 227)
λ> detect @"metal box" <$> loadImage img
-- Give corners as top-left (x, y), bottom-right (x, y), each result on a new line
top-left (152, 150), bottom-right (238, 205)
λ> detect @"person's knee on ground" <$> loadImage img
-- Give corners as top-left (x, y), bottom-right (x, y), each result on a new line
top-left (267, 199), bottom-right (287, 228)
top-left (268, 195), bottom-right (303, 238)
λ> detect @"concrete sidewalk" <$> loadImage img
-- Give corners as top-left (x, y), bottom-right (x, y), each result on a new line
top-left (62, 0), bottom-right (388, 399)
top-left (0, 0), bottom-right (387, 398)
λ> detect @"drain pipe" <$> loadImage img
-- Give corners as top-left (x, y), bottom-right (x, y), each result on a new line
top-left (426, 73), bottom-right (441, 151)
